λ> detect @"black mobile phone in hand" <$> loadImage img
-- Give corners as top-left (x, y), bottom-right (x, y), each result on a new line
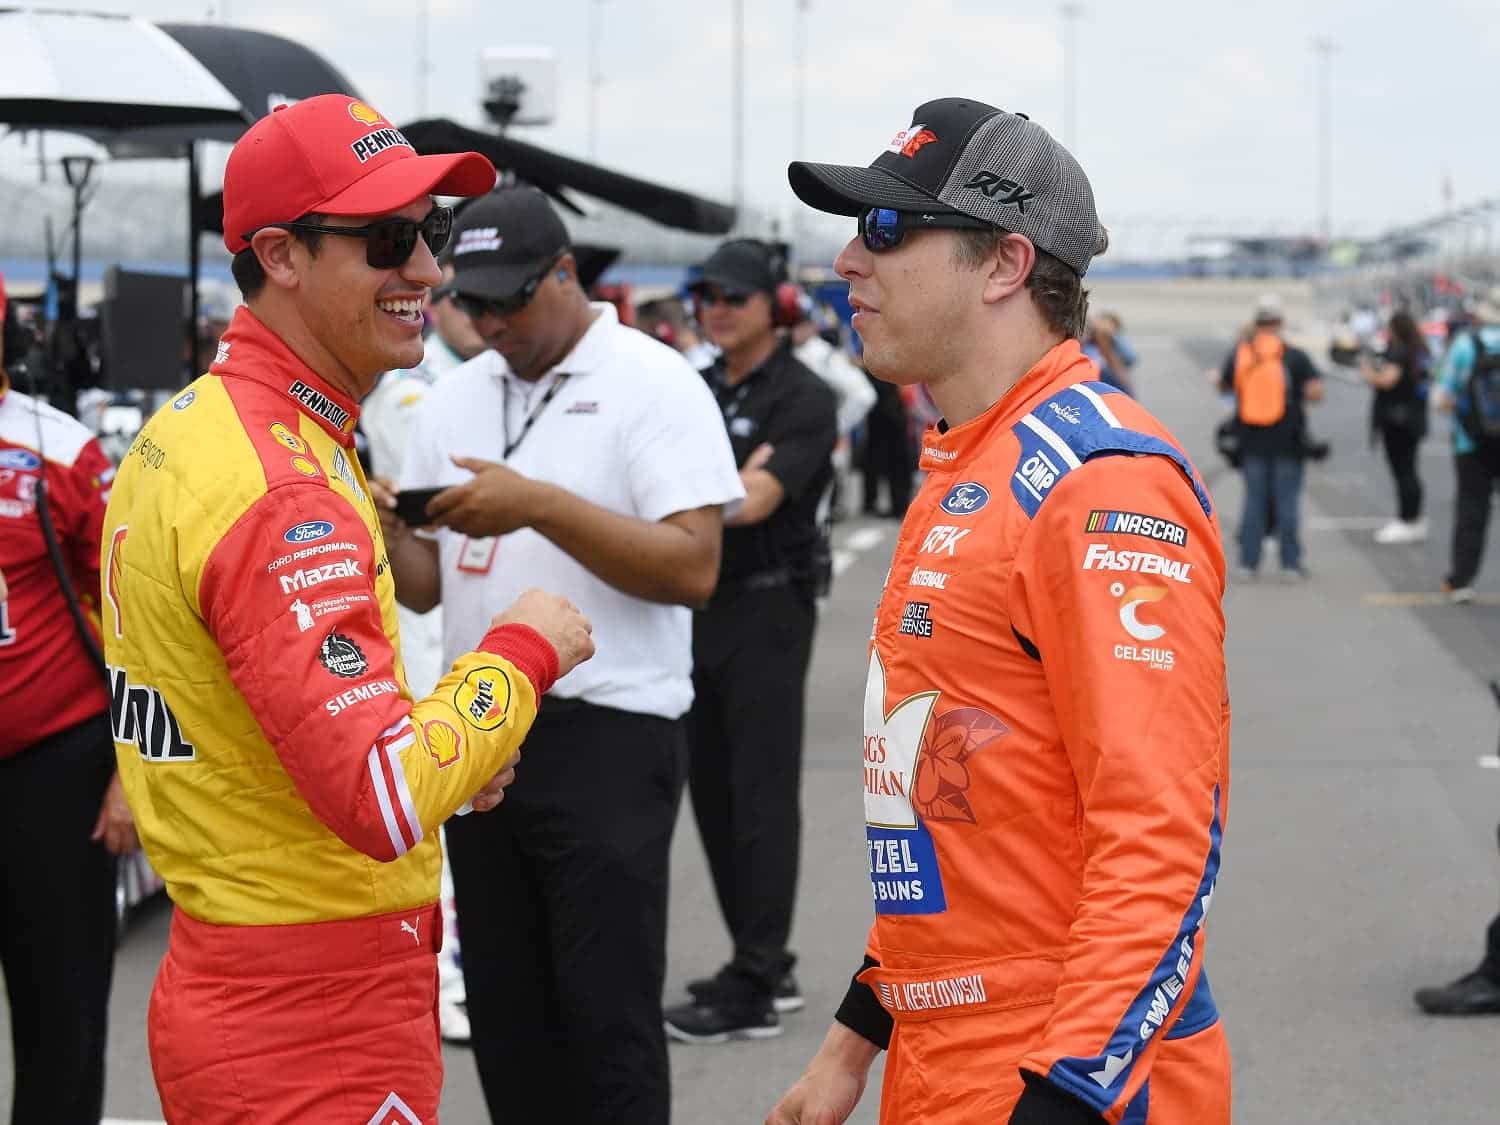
top-left (394, 487), bottom-right (444, 526)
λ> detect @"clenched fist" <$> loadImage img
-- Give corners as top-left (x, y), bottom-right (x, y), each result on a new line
top-left (494, 588), bottom-right (595, 678)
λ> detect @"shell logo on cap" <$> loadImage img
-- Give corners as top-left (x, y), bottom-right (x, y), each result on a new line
top-left (347, 101), bottom-right (384, 126)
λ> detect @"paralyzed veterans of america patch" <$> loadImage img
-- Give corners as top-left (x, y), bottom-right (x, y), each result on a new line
top-left (1084, 509), bottom-right (1188, 547)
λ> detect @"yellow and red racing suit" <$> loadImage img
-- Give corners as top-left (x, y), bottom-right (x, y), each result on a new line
top-left (102, 307), bottom-right (557, 1123)
top-left (849, 340), bottom-right (1231, 1124)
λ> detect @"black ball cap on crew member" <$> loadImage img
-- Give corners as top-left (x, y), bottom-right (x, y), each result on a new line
top-left (448, 185), bottom-right (571, 301)
top-left (688, 239), bottom-right (783, 298)
top-left (787, 96), bottom-right (1106, 277)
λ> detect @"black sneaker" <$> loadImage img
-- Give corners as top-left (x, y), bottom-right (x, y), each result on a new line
top-left (664, 999), bottom-right (781, 1044)
top-left (1414, 970), bottom-right (1500, 1016)
top-left (687, 968), bottom-right (804, 1014)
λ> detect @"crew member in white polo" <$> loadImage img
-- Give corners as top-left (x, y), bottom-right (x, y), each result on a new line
top-left (383, 185), bottom-right (743, 1125)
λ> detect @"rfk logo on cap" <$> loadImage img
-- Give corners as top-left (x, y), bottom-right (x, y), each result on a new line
top-left (887, 125), bottom-right (937, 158)
top-left (455, 227), bottom-right (502, 255)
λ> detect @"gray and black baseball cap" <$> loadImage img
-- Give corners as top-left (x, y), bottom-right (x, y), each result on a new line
top-left (788, 97), bottom-right (1106, 276)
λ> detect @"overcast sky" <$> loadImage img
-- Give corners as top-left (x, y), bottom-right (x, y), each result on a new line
top-left (10, 0), bottom-right (1500, 258)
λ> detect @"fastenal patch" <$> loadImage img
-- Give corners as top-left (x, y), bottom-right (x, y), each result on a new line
top-left (453, 666), bottom-right (514, 731)
top-left (319, 632), bottom-right (368, 678)
top-left (1085, 509), bottom-right (1188, 547)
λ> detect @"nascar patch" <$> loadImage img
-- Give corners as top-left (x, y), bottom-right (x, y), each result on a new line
top-left (1085, 509), bottom-right (1188, 547)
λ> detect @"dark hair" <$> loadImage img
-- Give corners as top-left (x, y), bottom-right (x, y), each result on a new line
top-left (952, 228), bottom-right (1092, 339)
top-left (1387, 310), bottom-right (1429, 365)
top-left (230, 217), bottom-right (325, 300)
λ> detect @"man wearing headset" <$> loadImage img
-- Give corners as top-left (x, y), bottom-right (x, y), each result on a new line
top-left (666, 239), bottom-right (838, 1043)
top-left (389, 186), bottom-right (744, 1123)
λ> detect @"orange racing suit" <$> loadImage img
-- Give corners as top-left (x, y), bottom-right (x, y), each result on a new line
top-left (846, 340), bottom-right (1230, 1123)
top-left (103, 307), bottom-right (558, 1123)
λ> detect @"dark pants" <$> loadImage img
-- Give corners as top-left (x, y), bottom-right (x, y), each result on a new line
top-left (861, 407), bottom-right (913, 516)
top-left (445, 701), bottom-right (684, 1125)
top-left (1379, 425), bottom-right (1424, 522)
top-left (1238, 454), bottom-right (1304, 571)
top-left (1482, 824), bottom-right (1500, 982)
top-left (686, 583), bottom-right (817, 1001)
top-left (1447, 446), bottom-right (1500, 589)
top-left (0, 713), bottom-right (117, 1125)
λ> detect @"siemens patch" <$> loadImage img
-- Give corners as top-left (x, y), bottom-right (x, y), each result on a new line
top-left (1085, 509), bottom-right (1188, 547)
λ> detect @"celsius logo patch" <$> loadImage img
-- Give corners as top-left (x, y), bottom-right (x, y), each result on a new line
top-left (1112, 582), bottom-right (1168, 642)
top-left (939, 482), bottom-right (989, 517)
top-left (284, 520), bottom-right (335, 544)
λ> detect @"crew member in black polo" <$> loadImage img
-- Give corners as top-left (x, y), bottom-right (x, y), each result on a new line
top-left (666, 239), bottom-right (838, 1043)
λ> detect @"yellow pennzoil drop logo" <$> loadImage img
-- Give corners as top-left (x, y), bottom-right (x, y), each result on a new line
top-left (423, 718), bottom-right (464, 769)
top-left (453, 666), bottom-right (513, 731)
top-left (269, 422), bottom-right (306, 453)
top-left (347, 101), bottom-right (383, 126)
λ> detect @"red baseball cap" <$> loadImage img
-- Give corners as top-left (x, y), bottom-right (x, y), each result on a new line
top-left (222, 94), bottom-right (496, 255)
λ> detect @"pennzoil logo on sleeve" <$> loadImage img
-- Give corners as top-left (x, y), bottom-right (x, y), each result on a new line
top-left (453, 666), bottom-right (514, 731)
top-left (1085, 509), bottom-right (1188, 547)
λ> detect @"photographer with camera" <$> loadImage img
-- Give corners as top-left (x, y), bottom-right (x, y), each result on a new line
top-left (665, 239), bottom-right (837, 1044)
top-left (1218, 294), bottom-right (1325, 581)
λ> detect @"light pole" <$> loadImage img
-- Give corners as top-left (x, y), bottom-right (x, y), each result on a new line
top-left (1312, 36), bottom-right (1337, 242)
top-left (793, 0), bottom-right (810, 241)
top-left (588, 0), bottom-right (605, 160)
top-left (1060, 3), bottom-right (1083, 151)
top-left (732, 0), bottom-right (745, 219)
top-left (415, 0), bottom-right (428, 118)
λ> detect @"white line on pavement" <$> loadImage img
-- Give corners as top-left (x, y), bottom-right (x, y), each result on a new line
top-left (1306, 515), bottom-right (1391, 531)
top-left (844, 527), bottom-right (889, 553)
top-left (1478, 756), bottom-right (1500, 770)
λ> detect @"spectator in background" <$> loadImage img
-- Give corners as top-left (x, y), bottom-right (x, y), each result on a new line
top-left (1, 282), bottom-right (138, 1122)
top-left (1083, 311), bottom-right (1137, 395)
top-left (792, 307), bottom-right (874, 521)
top-left (392, 186), bottom-right (743, 1123)
top-left (666, 240), bottom-right (837, 1043)
top-left (1359, 310), bottom-right (1430, 545)
top-left (1219, 295), bottom-right (1324, 580)
top-left (1430, 287), bottom-right (1500, 603)
top-left (859, 370), bottom-right (915, 518)
top-left (421, 259), bottom-right (488, 379)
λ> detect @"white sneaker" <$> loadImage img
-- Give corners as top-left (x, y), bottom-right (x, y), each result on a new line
top-left (1374, 519), bottom-right (1428, 545)
top-left (1443, 582), bottom-right (1476, 604)
top-left (440, 999), bottom-right (471, 1044)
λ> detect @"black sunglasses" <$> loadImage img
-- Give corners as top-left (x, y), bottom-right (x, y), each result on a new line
top-left (858, 207), bottom-right (993, 252)
top-left (695, 287), bottom-right (753, 308)
top-left (246, 206), bottom-right (453, 270)
top-left (452, 255), bottom-right (563, 320)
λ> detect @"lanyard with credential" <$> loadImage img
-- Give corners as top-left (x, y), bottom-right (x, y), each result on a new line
top-left (503, 372), bottom-right (571, 459)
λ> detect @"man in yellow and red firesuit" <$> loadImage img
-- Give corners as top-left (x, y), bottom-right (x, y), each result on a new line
top-left (768, 97), bottom-right (1231, 1125)
top-left (102, 95), bottom-right (594, 1124)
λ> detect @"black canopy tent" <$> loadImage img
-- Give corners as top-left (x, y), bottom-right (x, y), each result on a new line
top-left (199, 116), bottom-right (739, 242)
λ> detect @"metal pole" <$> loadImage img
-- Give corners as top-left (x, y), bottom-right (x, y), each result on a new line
top-left (1313, 37), bottom-right (1337, 242)
top-left (588, 0), bottom-right (603, 160)
top-left (732, 0), bottom-right (745, 219)
top-left (1061, 3), bottom-right (1082, 151)
top-left (416, 0), bottom-right (427, 118)
top-left (793, 0), bottom-right (809, 242)
top-left (188, 142), bottom-right (201, 377)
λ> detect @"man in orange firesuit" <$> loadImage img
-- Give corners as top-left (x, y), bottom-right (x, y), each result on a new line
top-left (768, 97), bottom-right (1231, 1125)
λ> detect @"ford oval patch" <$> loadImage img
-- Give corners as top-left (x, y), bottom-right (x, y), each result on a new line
top-left (940, 482), bottom-right (990, 517)
top-left (0, 449), bottom-right (41, 471)
top-left (283, 520), bottom-right (335, 544)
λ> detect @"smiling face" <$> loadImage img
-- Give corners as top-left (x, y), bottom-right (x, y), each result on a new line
top-left (834, 227), bottom-right (977, 388)
top-left (262, 197), bottom-right (443, 397)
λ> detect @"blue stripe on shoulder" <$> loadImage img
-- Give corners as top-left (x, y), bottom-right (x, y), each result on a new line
top-left (1120, 1081), bottom-right (1151, 1125)
top-left (1008, 381), bottom-right (1212, 520)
